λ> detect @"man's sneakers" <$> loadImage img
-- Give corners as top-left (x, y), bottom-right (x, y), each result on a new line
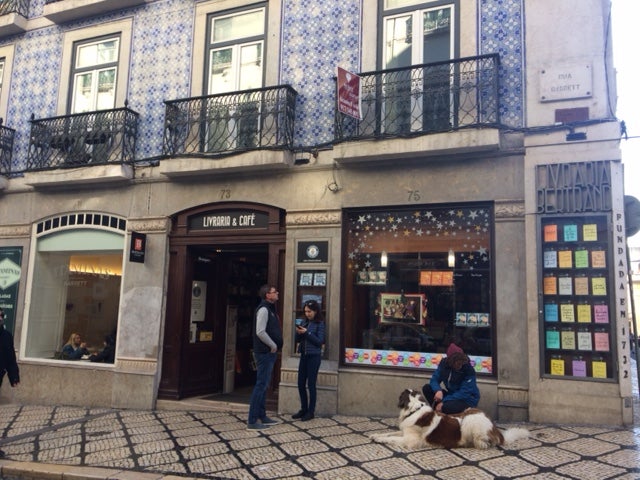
top-left (301, 412), bottom-right (314, 421)
top-left (292, 410), bottom-right (306, 419)
top-left (246, 423), bottom-right (270, 431)
top-left (247, 416), bottom-right (280, 430)
top-left (261, 416), bottom-right (280, 426)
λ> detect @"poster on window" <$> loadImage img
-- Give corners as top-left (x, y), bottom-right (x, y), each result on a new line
top-left (379, 293), bottom-right (425, 324)
top-left (0, 246), bottom-right (22, 335)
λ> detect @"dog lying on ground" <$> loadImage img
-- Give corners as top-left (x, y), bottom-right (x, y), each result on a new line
top-left (370, 388), bottom-right (530, 449)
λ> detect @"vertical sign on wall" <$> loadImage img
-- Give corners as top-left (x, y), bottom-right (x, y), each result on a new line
top-left (0, 247), bottom-right (23, 335)
top-left (129, 231), bottom-right (146, 263)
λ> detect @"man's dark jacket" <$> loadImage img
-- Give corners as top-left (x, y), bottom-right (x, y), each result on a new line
top-left (0, 327), bottom-right (20, 387)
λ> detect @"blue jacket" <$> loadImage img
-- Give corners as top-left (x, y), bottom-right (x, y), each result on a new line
top-left (296, 320), bottom-right (325, 356)
top-left (62, 344), bottom-right (88, 360)
top-left (429, 360), bottom-right (480, 407)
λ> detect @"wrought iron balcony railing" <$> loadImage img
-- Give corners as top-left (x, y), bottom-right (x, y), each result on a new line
top-left (26, 107), bottom-right (139, 172)
top-left (335, 54), bottom-right (500, 142)
top-left (0, 120), bottom-right (15, 176)
top-left (163, 85), bottom-right (297, 157)
top-left (0, 0), bottom-right (29, 16)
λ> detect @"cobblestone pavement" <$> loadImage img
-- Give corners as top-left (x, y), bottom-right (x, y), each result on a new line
top-left (0, 361), bottom-right (637, 479)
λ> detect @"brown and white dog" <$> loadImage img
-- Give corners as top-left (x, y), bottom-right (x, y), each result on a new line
top-left (370, 389), bottom-right (529, 449)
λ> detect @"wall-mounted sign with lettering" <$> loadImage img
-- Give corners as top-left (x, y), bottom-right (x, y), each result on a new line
top-left (188, 210), bottom-right (269, 231)
top-left (539, 64), bottom-right (592, 102)
top-left (297, 241), bottom-right (329, 264)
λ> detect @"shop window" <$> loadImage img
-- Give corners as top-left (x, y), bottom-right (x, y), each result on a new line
top-left (24, 222), bottom-right (124, 362)
top-left (343, 203), bottom-right (494, 374)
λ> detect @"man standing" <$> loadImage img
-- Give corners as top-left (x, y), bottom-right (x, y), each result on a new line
top-left (247, 285), bottom-right (283, 430)
top-left (0, 308), bottom-right (20, 458)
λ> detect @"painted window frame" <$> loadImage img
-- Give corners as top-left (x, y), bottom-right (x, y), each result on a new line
top-left (56, 18), bottom-right (133, 115)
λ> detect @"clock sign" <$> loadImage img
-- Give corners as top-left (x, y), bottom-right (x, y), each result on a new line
top-left (297, 241), bottom-right (328, 263)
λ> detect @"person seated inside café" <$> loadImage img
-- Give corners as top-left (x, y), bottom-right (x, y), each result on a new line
top-left (61, 333), bottom-right (89, 360)
top-left (89, 333), bottom-right (116, 363)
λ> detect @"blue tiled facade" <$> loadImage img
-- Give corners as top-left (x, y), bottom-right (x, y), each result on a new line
top-left (2, 0), bottom-right (524, 170)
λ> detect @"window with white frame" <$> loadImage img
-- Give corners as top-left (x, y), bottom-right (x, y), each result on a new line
top-left (70, 36), bottom-right (120, 113)
top-left (23, 214), bottom-right (125, 362)
top-left (207, 6), bottom-right (265, 94)
top-left (57, 19), bottom-right (132, 116)
top-left (380, 1), bottom-right (456, 134)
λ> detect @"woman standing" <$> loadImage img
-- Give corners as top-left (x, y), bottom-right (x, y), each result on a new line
top-left (293, 300), bottom-right (325, 421)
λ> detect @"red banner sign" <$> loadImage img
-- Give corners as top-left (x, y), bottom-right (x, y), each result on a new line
top-left (337, 66), bottom-right (362, 120)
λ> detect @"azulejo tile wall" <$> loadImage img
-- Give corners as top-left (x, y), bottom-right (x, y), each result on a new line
top-left (4, 0), bottom-right (524, 171)
top-left (479, 0), bottom-right (525, 128)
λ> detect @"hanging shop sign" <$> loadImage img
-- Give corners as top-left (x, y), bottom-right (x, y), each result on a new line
top-left (188, 210), bottom-right (269, 231)
top-left (0, 246), bottom-right (22, 335)
top-left (337, 66), bottom-right (362, 120)
top-left (129, 231), bottom-right (147, 263)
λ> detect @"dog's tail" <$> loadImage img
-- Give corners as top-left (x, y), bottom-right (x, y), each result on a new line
top-left (501, 427), bottom-right (530, 444)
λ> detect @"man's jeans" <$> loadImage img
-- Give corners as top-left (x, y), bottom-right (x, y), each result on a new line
top-left (248, 351), bottom-right (277, 424)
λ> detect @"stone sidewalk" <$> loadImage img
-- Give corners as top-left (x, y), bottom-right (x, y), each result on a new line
top-left (0, 400), bottom-right (638, 480)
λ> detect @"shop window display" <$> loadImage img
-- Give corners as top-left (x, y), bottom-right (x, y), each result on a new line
top-left (343, 204), bottom-right (493, 374)
top-left (24, 226), bottom-right (123, 361)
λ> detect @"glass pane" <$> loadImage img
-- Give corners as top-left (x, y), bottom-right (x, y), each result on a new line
top-left (239, 43), bottom-right (263, 90)
top-left (0, 59), bottom-right (4, 90)
top-left (72, 72), bottom-right (93, 113)
top-left (423, 8), bottom-right (451, 63)
top-left (26, 251), bottom-right (122, 361)
top-left (76, 38), bottom-right (119, 68)
top-left (209, 47), bottom-right (234, 94)
top-left (384, 15), bottom-right (413, 69)
top-left (343, 204), bottom-right (493, 371)
top-left (96, 68), bottom-right (116, 110)
top-left (212, 9), bottom-right (264, 43)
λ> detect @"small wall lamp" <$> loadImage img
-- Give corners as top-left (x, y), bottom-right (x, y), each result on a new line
top-left (381, 250), bottom-right (388, 268)
top-left (448, 249), bottom-right (455, 268)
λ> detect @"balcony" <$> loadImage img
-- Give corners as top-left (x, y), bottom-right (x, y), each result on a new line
top-left (160, 85), bottom-right (297, 177)
top-left (43, 0), bottom-right (145, 23)
top-left (0, 121), bottom-right (15, 189)
top-left (24, 107), bottom-right (139, 187)
top-left (334, 54), bottom-right (502, 164)
top-left (0, 0), bottom-right (28, 37)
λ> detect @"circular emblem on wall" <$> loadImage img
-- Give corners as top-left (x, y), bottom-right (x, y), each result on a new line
top-left (306, 244), bottom-right (320, 259)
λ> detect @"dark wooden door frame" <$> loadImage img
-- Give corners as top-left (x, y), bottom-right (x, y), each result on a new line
top-left (158, 202), bottom-right (286, 400)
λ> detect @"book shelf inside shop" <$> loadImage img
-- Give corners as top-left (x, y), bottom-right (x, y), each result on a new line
top-left (540, 215), bottom-right (614, 380)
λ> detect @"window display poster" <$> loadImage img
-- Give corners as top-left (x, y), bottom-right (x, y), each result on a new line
top-left (313, 272), bottom-right (327, 286)
top-left (544, 224), bottom-right (558, 242)
top-left (551, 357), bottom-right (565, 375)
top-left (591, 250), bottom-right (606, 268)
top-left (591, 277), bottom-right (607, 295)
top-left (592, 360), bottom-right (607, 378)
top-left (558, 250), bottom-right (572, 268)
top-left (563, 224), bottom-right (578, 241)
top-left (572, 359), bottom-right (587, 376)
top-left (299, 272), bottom-right (313, 286)
top-left (190, 281), bottom-right (207, 323)
top-left (560, 303), bottom-right (575, 322)
top-left (594, 304), bottom-right (609, 323)
top-left (558, 276), bottom-right (573, 295)
top-left (0, 246), bottom-right (22, 335)
top-left (544, 250), bottom-right (557, 268)
top-left (574, 276), bottom-right (589, 295)
top-left (546, 329), bottom-right (560, 349)
top-left (576, 304), bottom-right (591, 322)
top-left (577, 330), bottom-right (592, 350)
top-left (574, 249), bottom-right (589, 268)
top-left (379, 293), bottom-right (424, 324)
top-left (583, 224), bottom-right (598, 241)
top-left (545, 303), bottom-right (558, 322)
top-left (594, 331), bottom-right (610, 351)
top-left (544, 275), bottom-right (557, 295)
top-left (561, 330), bottom-right (576, 349)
